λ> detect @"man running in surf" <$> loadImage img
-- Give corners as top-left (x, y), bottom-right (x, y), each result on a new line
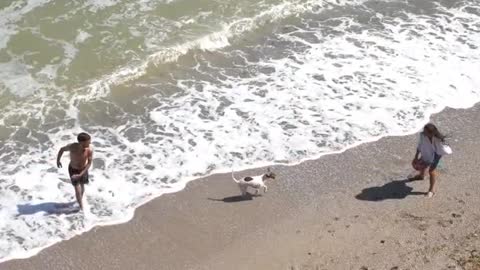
top-left (56, 132), bottom-right (93, 210)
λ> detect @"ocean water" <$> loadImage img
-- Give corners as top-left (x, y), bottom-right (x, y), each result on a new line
top-left (0, 0), bottom-right (479, 262)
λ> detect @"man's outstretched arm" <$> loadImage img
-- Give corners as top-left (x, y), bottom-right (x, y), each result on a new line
top-left (56, 144), bottom-right (70, 168)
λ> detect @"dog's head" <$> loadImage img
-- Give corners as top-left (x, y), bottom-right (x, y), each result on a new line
top-left (264, 168), bottom-right (276, 180)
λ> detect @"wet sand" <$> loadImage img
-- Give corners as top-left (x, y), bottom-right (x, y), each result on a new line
top-left (3, 105), bottom-right (480, 270)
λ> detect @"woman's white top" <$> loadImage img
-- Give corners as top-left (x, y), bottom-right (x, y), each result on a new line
top-left (417, 133), bottom-right (452, 163)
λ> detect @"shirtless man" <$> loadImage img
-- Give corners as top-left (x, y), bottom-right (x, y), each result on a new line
top-left (56, 133), bottom-right (93, 210)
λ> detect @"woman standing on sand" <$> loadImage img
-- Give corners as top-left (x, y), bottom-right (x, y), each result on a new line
top-left (411, 123), bottom-right (451, 198)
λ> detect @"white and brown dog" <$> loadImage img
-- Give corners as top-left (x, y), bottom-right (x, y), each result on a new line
top-left (232, 168), bottom-right (276, 196)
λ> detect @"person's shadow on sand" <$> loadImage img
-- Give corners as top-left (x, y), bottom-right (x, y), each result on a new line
top-left (16, 202), bottom-right (79, 216)
top-left (355, 179), bottom-right (426, 201)
top-left (208, 193), bottom-right (257, 203)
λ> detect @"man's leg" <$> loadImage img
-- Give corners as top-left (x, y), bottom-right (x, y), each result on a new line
top-left (80, 172), bottom-right (88, 205)
top-left (74, 184), bottom-right (83, 210)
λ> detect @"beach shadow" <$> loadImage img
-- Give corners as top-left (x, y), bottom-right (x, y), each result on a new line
top-left (16, 202), bottom-right (79, 216)
top-left (355, 179), bottom-right (426, 201)
top-left (208, 193), bottom-right (255, 203)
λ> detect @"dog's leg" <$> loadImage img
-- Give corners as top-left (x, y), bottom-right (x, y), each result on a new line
top-left (263, 185), bottom-right (268, 193)
top-left (239, 184), bottom-right (247, 196)
top-left (255, 188), bottom-right (260, 195)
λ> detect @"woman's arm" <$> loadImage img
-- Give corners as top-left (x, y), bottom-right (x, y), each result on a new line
top-left (413, 134), bottom-right (422, 161)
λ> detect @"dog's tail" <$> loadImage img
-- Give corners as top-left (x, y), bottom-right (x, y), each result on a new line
top-left (231, 169), bottom-right (240, 183)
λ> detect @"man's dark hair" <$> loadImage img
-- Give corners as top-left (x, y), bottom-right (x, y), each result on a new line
top-left (77, 132), bottom-right (91, 142)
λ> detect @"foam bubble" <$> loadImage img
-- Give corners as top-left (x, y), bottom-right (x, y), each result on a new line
top-left (82, 0), bottom-right (121, 12)
top-left (75, 30), bottom-right (92, 44)
top-left (0, 60), bottom-right (43, 97)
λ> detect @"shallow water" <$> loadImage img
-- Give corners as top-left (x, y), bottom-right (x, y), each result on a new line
top-left (0, 0), bottom-right (479, 262)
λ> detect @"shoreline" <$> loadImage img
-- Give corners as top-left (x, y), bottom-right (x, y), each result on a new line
top-left (0, 103), bottom-right (458, 264)
top-left (0, 102), bottom-right (449, 264)
top-left (3, 104), bottom-right (480, 269)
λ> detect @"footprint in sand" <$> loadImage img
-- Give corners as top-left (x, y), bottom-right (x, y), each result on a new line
top-left (401, 212), bottom-right (430, 231)
top-left (451, 213), bottom-right (462, 218)
top-left (437, 219), bottom-right (454, 228)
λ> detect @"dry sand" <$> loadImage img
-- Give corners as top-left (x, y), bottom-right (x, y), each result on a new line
top-left (2, 105), bottom-right (480, 270)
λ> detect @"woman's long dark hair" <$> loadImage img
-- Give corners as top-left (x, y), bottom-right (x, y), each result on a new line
top-left (423, 123), bottom-right (446, 142)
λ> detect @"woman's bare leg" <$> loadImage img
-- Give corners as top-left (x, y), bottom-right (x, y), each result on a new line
top-left (410, 167), bottom-right (427, 181)
top-left (428, 169), bottom-right (437, 194)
